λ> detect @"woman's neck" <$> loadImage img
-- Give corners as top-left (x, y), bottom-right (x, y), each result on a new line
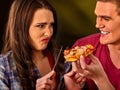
top-left (32, 50), bottom-right (51, 76)
top-left (32, 50), bottom-right (45, 63)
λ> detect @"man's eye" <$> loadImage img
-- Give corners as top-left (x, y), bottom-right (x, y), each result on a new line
top-left (103, 17), bottom-right (111, 21)
top-left (104, 18), bottom-right (109, 21)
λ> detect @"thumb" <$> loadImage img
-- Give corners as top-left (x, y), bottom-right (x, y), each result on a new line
top-left (89, 54), bottom-right (99, 64)
top-left (72, 62), bottom-right (78, 72)
top-left (50, 70), bottom-right (56, 79)
top-left (45, 70), bottom-right (56, 79)
top-left (64, 70), bottom-right (76, 77)
top-left (80, 55), bottom-right (87, 69)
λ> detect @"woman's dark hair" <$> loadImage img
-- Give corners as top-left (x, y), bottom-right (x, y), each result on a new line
top-left (2, 0), bottom-right (58, 89)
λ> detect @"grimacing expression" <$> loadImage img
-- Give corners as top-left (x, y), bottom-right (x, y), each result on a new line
top-left (95, 2), bottom-right (120, 45)
top-left (29, 8), bottom-right (54, 51)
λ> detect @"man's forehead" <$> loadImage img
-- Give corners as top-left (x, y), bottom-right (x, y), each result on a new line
top-left (94, 2), bottom-right (117, 15)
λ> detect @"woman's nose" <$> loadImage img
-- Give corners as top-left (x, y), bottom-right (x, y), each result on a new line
top-left (44, 27), bottom-right (53, 36)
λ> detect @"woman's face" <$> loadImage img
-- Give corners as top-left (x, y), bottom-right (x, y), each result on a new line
top-left (29, 8), bottom-right (54, 51)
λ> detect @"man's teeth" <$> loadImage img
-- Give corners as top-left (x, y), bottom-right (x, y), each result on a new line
top-left (101, 31), bottom-right (109, 35)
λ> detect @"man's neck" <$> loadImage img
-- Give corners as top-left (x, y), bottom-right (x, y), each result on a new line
top-left (108, 44), bottom-right (120, 69)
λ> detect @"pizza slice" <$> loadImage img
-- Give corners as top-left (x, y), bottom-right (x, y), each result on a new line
top-left (64, 44), bottom-right (95, 62)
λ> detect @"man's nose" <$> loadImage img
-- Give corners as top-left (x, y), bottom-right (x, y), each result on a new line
top-left (95, 18), bottom-right (104, 28)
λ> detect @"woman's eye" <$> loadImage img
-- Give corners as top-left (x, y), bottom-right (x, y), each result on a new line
top-left (50, 23), bottom-right (55, 28)
top-left (39, 24), bottom-right (44, 28)
top-left (50, 23), bottom-right (53, 28)
top-left (36, 23), bottom-right (45, 29)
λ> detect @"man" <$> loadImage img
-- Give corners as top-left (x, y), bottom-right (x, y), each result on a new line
top-left (64, 0), bottom-right (120, 90)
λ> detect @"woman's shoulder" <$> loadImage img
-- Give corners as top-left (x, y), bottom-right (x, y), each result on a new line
top-left (0, 51), bottom-right (12, 59)
top-left (0, 51), bottom-right (13, 67)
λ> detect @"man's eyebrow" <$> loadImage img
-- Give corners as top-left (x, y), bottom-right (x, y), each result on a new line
top-left (101, 16), bottom-right (111, 19)
top-left (96, 15), bottom-right (111, 18)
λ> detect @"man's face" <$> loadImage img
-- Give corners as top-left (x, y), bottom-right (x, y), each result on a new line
top-left (95, 1), bottom-right (120, 45)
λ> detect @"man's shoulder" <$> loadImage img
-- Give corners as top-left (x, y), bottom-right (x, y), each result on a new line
top-left (79, 33), bottom-right (100, 41)
top-left (73, 33), bottom-right (100, 47)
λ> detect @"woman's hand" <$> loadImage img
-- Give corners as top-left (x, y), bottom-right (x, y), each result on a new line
top-left (64, 62), bottom-right (86, 90)
top-left (36, 70), bottom-right (56, 90)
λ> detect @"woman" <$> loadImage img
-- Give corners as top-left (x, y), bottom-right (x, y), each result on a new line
top-left (1, 0), bottom-right (59, 89)
top-left (1, 0), bottom-right (83, 90)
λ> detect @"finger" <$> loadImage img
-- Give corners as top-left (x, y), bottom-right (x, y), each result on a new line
top-left (79, 82), bottom-right (85, 89)
top-left (36, 78), bottom-right (53, 90)
top-left (74, 73), bottom-right (80, 80)
top-left (89, 54), bottom-right (99, 64)
top-left (36, 82), bottom-right (51, 90)
top-left (71, 61), bottom-right (78, 72)
top-left (46, 78), bottom-right (53, 84)
top-left (74, 73), bottom-right (83, 80)
top-left (42, 84), bottom-right (51, 90)
top-left (36, 71), bottom-right (55, 84)
top-left (49, 70), bottom-right (56, 80)
top-left (79, 55), bottom-right (87, 69)
top-left (64, 70), bottom-right (76, 77)
top-left (36, 78), bottom-right (48, 86)
top-left (74, 73), bottom-right (84, 83)
top-left (81, 77), bottom-right (86, 82)
top-left (76, 60), bottom-right (82, 69)
top-left (44, 70), bottom-right (56, 79)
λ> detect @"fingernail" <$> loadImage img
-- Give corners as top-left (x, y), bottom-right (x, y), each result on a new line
top-left (79, 73), bottom-right (84, 77)
top-left (80, 55), bottom-right (84, 58)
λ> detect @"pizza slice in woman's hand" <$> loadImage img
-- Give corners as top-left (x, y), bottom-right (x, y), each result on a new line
top-left (64, 44), bottom-right (95, 62)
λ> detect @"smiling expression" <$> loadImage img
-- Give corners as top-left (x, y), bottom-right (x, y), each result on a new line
top-left (95, 2), bottom-right (120, 45)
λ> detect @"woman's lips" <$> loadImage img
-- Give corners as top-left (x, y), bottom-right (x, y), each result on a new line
top-left (41, 38), bottom-right (50, 43)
